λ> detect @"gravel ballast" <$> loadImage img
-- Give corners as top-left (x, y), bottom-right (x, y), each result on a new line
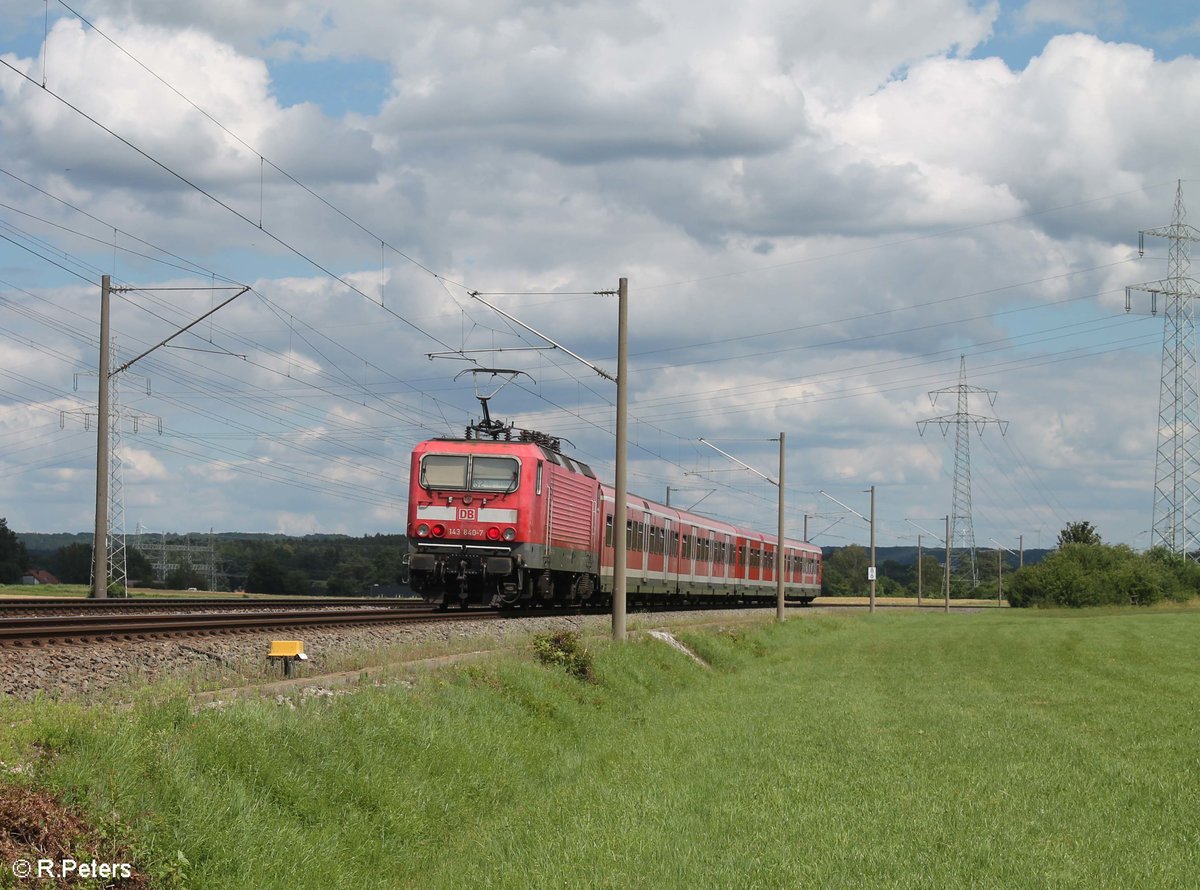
top-left (0, 608), bottom-right (784, 701)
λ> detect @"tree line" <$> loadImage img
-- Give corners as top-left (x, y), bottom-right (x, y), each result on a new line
top-left (13, 518), bottom-right (1200, 605)
top-left (0, 519), bottom-right (29, 584)
top-left (19, 531), bottom-right (410, 596)
top-left (820, 543), bottom-right (1021, 599)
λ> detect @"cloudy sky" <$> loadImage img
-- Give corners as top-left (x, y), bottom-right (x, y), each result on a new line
top-left (1, 0), bottom-right (1198, 555)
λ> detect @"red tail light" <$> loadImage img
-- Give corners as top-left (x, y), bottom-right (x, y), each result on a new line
top-left (486, 527), bottom-right (501, 540)
top-left (431, 524), bottom-right (446, 537)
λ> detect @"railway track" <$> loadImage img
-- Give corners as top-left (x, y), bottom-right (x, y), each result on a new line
top-left (0, 604), bottom-right (499, 645)
top-left (0, 596), bottom-right (425, 616)
top-left (0, 592), bottom-right (834, 646)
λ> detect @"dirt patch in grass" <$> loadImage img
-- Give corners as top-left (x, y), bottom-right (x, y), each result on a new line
top-left (0, 783), bottom-right (150, 887)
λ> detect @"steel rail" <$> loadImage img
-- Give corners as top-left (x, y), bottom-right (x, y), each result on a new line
top-left (0, 607), bottom-right (499, 645)
top-left (0, 597), bottom-right (423, 609)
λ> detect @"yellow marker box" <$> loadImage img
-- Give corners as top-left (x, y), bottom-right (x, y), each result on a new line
top-left (268, 640), bottom-right (308, 660)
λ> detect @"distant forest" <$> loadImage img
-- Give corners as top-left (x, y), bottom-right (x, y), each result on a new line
top-left (19, 531), bottom-right (409, 596)
top-left (820, 544), bottom-right (1050, 599)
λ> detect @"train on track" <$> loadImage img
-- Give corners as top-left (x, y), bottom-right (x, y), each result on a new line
top-left (406, 425), bottom-right (822, 610)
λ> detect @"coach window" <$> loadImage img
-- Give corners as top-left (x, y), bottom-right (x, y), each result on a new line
top-left (605, 515), bottom-right (613, 548)
top-left (470, 456), bottom-right (520, 492)
top-left (420, 454), bottom-right (468, 490)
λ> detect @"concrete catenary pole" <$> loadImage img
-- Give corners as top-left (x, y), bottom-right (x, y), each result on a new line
top-left (91, 275), bottom-right (111, 599)
top-left (613, 277), bottom-right (629, 640)
top-left (869, 484), bottom-right (876, 613)
top-left (997, 546), bottom-right (1003, 606)
top-left (776, 431), bottom-right (785, 622)
top-left (917, 533), bottom-right (923, 607)
top-left (944, 514), bottom-right (951, 613)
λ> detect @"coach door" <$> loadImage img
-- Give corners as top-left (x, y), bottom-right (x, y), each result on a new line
top-left (662, 518), bottom-right (671, 583)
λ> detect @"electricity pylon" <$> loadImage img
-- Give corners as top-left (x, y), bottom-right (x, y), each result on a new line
top-left (917, 356), bottom-right (1008, 589)
top-left (1127, 180), bottom-right (1200, 560)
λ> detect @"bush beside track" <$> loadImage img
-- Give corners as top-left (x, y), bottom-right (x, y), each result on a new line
top-left (1006, 543), bottom-right (1200, 607)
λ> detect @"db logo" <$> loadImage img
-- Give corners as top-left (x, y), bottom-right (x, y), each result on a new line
top-left (457, 508), bottom-right (478, 521)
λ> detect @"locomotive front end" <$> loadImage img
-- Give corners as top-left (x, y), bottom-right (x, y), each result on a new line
top-left (407, 441), bottom-right (533, 608)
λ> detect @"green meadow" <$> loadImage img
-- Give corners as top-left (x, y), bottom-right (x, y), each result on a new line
top-left (2, 607), bottom-right (1198, 888)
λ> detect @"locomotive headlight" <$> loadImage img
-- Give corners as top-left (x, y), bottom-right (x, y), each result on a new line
top-left (431, 523), bottom-right (445, 537)
top-left (502, 527), bottom-right (516, 542)
top-left (486, 526), bottom-right (501, 541)
top-left (416, 523), bottom-right (430, 538)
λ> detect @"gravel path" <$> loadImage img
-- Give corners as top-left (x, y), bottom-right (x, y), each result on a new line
top-left (0, 608), bottom-right (781, 701)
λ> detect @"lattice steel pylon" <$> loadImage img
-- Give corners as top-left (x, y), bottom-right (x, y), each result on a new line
top-left (1127, 181), bottom-right (1200, 559)
top-left (107, 362), bottom-right (128, 594)
top-left (917, 356), bottom-right (1009, 589)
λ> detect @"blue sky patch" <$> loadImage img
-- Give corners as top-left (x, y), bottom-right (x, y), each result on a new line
top-left (266, 57), bottom-right (391, 116)
top-left (976, 1), bottom-right (1200, 69)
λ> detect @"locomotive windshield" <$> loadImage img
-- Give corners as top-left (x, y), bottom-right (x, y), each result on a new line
top-left (471, 456), bottom-right (519, 491)
top-left (420, 454), bottom-right (468, 489)
top-left (419, 454), bottom-right (519, 492)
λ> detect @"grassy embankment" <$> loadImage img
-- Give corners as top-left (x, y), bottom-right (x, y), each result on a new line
top-left (1, 606), bottom-right (1198, 888)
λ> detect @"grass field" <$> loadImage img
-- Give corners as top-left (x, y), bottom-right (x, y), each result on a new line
top-left (2, 606), bottom-right (1198, 888)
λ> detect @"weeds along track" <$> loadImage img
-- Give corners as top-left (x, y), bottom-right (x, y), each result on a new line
top-left (0, 603), bottom-right (500, 646)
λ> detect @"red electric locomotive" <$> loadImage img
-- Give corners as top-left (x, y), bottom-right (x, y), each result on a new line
top-left (406, 431), bottom-right (822, 610)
